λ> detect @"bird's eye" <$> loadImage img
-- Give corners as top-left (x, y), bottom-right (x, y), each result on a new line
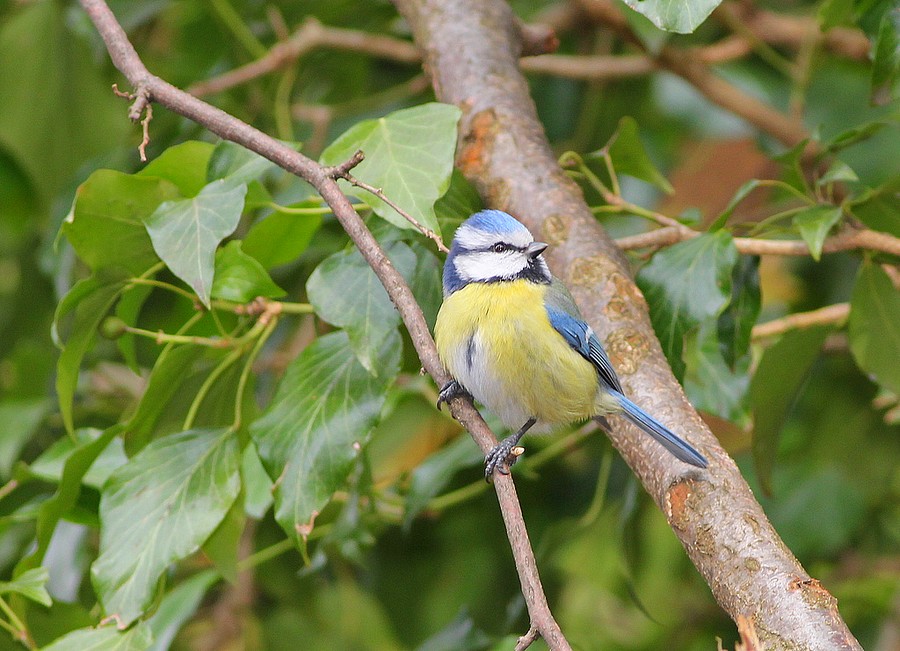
top-left (491, 243), bottom-right (509, 253)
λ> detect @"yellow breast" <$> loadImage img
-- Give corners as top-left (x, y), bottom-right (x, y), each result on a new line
top-left (434, 281), bottom-right (599, 431)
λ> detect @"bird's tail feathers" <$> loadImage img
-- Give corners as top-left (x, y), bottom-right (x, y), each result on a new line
top-left (610, 391), bottom-right (708, 469)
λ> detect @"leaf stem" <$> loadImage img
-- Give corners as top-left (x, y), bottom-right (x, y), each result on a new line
top-left (233, 317), bottom-right (278, 428)
top-left (128, 277), bottom-right (197, 302)
top-left (0, 596), bottom-right (34, 649)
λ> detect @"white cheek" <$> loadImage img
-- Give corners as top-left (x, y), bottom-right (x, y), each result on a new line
top-left (455, 252), bottom-right (528, 281)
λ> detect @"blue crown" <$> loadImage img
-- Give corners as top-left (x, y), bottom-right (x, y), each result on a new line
top-left (464, 210), bottom-right (528, 235)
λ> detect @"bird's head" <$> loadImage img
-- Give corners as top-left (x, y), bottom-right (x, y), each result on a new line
top-left (443, 210), bottom-right (551, 296)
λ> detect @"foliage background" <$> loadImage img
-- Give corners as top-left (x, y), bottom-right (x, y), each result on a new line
top-left (0, 0), bottom-right (897, 649)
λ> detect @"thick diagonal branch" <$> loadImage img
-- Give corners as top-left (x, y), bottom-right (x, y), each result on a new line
top-left (393, 0), bottom-right (861, 649)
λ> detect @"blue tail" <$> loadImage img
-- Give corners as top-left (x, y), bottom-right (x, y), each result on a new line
top-left (611, 391), bottom-right (708, 469)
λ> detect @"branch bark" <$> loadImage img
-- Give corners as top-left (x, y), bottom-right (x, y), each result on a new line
top-left (79, 0), bottom-right (568, 648)
top-left (393, 0), bottom-right (862, 649)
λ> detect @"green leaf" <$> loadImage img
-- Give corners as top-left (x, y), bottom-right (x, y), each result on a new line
top-left (144, 180), bottom-right (247, 307)
top-left (849, 261), bottom-right (900, 395)
top-left (41, 623), bottom-right (153, 651)
top-left (750, 326), bottom-right (831, 495)
top-left (849, 180), bottom-right (900, 236)
top-left (621, 0), bottom-right (722, 33)
top-left (139, 141), bottom-right (214, 197)
top-left (792, 205), bottom-right (843, 261)
top-left (63, 170), bottom-right (178, 275)
top-left (91, 428), bottom-right (241, 626)
top-left (825, 120), bottom-right (891, 153)
top-left (636, 231), bottom-right (738, 381)
top-left (146, 570), bottom-right (218, 651)
top-left (307, 241), bottom-right (416, 374)
top-left (207, 140), bottom-right (282, 186)
top-left (211, 241), bottom-right (285, 303)
top-left (0, 567), bottom-right (51, 606)
top-left (201, 493), bottom-right (244, 584)
top-left (817, 159), bottom-right (859, 186)
top-left (434, 169), bottom-right (482, 239)
top-left (242, 207), bottom-right (322, 268)
top-left (114, 283), bottom-right (153, 372)
top-left (595, 116), bottom-right (673, 194)
top-left (54, 270), bottom-right (129, 434)
top-left (18, 426), bottom-right (123, 574)
top-left (241, 443), bottom-right (273, 519)
top-left (28, 428), bottom-right (127, 490)
top-left (319, 103), bottom-right (461, 234)
top-left (684, 322), bottom-right (751, 424)
top-left (0, 398), bottom-right (48, 478)
top-left (717, 255), bottom-right (761, 368)
top-left (711, 179), bottom-right (764, 229)
top-left (250, 331), bottom-right (399, 547)
top-left (871, 10), bottom-right (899, 106)
top-left (123, 346), bottom-right (205, 454)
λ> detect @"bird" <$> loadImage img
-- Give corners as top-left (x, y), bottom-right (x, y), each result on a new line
top-left (433, 209), bottom-right (708, 479)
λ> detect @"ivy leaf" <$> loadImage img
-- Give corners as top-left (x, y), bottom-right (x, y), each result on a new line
top-left (684, 322), bottom-right (751, 425)
top-left (593, 116), bottom-right (673, 194)
top-left (319, 103), bottom-right (461, 234)
top-left (54, 270), bottom-right (129, 434)
top-left (750, 326), bottom-right (831, 495)
top-left (849, 180), bottom-right (900, 236)
top-left (307, 241), bottom-right (416, 374)
top-left (434, 169), bottom-right (483, 239)
top-left (41, 623), bottom-right (153, 651)
top-left (139, 141), bottom-right (214, 197)
top-left (146, 570), bottom-right (218, 651)
top-left (792, 205), bottom-right (843, 261)
top-left (637, 231), bottom-right (738, 381)
top-left (849, 262), bottom-right (900, 395)
top-left (621, 0), bottom-right (722, 33)
top-left (18, 427), bottom-right (123, 575)
top-left (250, 331), bottom-right (400, 548)
top-left (91, 428), bottom-right (241, 626)
top-left (717, 255), bottom-right (761, 368)
top-left (0, 567), bottom-right (51, 606)
top-left (63, 170), bottom-right (178, 274)
top-left (242, 207), bottom-right (322, 269)
top-left (211, 241), bottom-right (285, 303)
top-left (207, 140), bottom-right (282, 186)
top-left (144, 180), bottom-right (247, 307)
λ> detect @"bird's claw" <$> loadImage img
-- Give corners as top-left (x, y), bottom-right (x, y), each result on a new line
top-left (436, 380), bottom-right (471, 411)
top-left (484, 438), bottom-right (525, 482)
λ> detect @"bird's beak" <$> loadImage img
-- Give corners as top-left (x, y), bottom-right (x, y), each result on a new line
top-left (526, 242), bottom-right (548, 258)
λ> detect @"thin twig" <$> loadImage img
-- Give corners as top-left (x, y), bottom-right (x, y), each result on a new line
top-left (340, 172), bottom-right (450, 253)
top-left (752, 303), bottom-right (850, 341)
top-left (614, 225), bottom-right (900, 257)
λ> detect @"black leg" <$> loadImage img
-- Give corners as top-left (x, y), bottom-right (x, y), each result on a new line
top-left (436, 379), bottom-right (472, 411)
top-left (484, 417), bottom-right (537, 481)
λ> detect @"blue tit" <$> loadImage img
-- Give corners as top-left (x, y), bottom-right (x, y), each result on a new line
top-left (434, 209), bottom-right (708, 478)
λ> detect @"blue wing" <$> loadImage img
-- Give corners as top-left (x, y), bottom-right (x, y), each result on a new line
top-left (544, 295), bottom-right (623, 393)
top-left (544, 281), bottom-right (708, 469)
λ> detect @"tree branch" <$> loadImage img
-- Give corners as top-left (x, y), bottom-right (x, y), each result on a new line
top-left (79, 0), bottom-right (565, 648)
top-left (392, 0), bottom-right (862, 648)
top-left (752, 303), bottom-right (850, 341)
top-left (615, 224), bottom-right (900, 257)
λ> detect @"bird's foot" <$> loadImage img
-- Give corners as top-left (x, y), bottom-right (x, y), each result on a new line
top-left (484, 436), bottom-right (526, 481)
top-left (436, 380), bottom-right (471, 411)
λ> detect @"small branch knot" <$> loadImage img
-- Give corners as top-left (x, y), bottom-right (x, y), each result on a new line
top-left (325, 149), bottom-right (366, 179)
